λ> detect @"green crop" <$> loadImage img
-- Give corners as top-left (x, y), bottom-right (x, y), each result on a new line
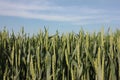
top-left (0, 27), bottom-right (120, 80)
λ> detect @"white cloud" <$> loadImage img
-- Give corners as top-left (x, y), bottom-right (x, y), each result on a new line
top-left (0, 0), bottom-right (63, 11)
top-left (0, 0), bottom-right (120, 25)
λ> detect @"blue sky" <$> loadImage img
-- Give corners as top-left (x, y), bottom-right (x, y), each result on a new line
top-left (0, 0), bottom-right (120, 35)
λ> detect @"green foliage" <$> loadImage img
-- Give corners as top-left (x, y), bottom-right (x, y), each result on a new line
top-left (0, 27), bottom-right (120, 80)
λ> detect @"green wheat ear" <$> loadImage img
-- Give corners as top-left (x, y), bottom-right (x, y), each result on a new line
top-left (11, 45), bottom-right (15, 67)
top-left (45, 51), bottom-right (52, 80)
top-left (36, 46), bottom-right (40, 72)
top-left (3, 60), bottom-right (8, 80)
top-left (30, 56), bottom-right (36, 80)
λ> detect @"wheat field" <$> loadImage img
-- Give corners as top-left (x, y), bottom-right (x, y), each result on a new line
top-left (0, 27), bottom-right (120, 80)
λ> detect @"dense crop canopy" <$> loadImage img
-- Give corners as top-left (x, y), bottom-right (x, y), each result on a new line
top-left (0, 27), bottom-right (120, 80)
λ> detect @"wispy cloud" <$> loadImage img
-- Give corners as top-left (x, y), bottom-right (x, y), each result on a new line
top-left (0, 0), bottom-right (120, 25)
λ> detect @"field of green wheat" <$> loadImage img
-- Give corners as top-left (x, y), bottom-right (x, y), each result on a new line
top-left (0, 27), bottom-right (120, 80)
